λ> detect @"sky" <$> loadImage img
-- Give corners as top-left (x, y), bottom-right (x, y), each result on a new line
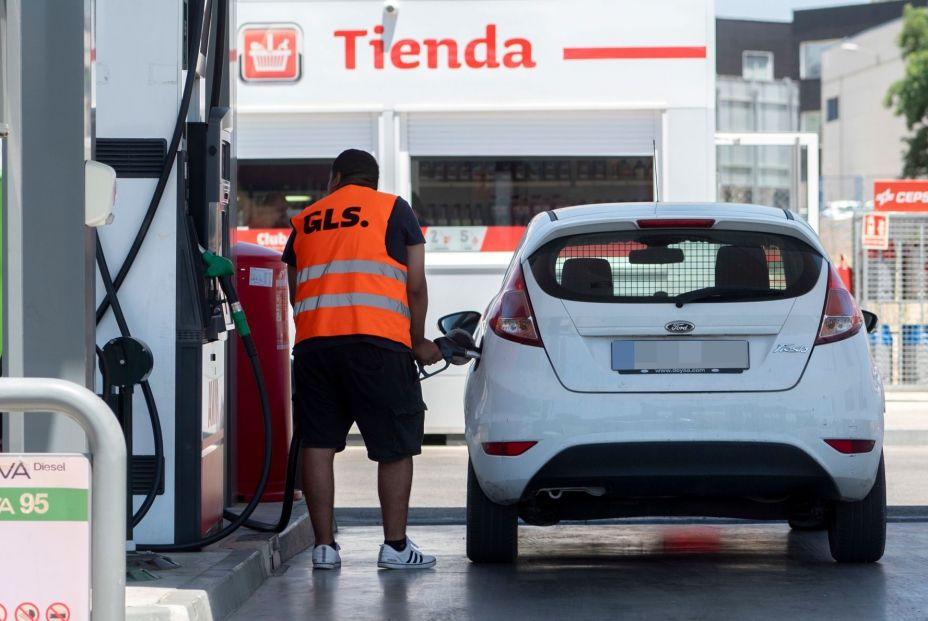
top-left (716, 0), bottom-right (874, 21)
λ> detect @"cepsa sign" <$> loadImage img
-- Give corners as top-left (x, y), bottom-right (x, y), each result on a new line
top-left (240, 25), bottom-right (302, 82)
top-left (874, 180), bottom-right (928, 212)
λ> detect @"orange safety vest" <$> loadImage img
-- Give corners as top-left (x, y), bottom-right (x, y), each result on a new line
top-left (290, 185), bottom-right (412, 348)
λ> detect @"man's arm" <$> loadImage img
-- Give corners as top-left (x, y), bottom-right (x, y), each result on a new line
top-left (288, 266), bottom-right (297, 308)
top-left (406, 244), bottom-right (442, 365)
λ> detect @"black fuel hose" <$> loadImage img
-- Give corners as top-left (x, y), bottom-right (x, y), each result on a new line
top-left (223, 434), bottom-right (300, 533)
top-left (95, 234), bottom-right (164, 528)
top-left (137, 273), bottom-right (276, 552)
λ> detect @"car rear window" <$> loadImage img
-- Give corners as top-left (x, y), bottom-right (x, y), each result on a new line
top-left (528, 228), bottom-right (823, 304)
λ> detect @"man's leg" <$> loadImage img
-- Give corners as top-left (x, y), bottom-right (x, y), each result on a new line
top-left (379, 455), bottom-right (413, 541)
top-left (303, 447), bottom-right (337, 545)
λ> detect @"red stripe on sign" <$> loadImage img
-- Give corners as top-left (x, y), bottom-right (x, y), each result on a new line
top-left (481, 227), bottom-right (527, 252)
top-left (563, 46), bottom-right (707, 60)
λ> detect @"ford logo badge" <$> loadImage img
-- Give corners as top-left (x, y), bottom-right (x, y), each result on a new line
top-left (665, 321), bottom-right (695, 334)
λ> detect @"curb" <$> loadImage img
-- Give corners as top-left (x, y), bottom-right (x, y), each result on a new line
top-left (126, 507), bottom-right (313, 621)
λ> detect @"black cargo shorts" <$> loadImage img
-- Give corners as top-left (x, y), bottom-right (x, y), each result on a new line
top-left (292, 342), bottom-right (427, 462)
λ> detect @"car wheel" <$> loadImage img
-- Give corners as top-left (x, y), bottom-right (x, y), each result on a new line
top-left (827, 453), bottom-right (886, 563)
top-left (466, 459), bottom-right (518, 563)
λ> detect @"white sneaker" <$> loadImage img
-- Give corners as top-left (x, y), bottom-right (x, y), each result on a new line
top-left (312, 543), bottom-right (341, 570)
top-left (377, 538), bottom-right (436, 570)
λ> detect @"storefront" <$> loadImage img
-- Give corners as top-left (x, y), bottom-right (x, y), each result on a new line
top-left (236, 0), bottom-right (716, 432)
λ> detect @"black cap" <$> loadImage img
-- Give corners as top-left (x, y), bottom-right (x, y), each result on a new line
top-left (332, 149), bottom-right (379, 188)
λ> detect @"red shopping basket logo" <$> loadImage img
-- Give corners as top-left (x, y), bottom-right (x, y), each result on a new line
top-left (240, 25), bottom-right (302, 82)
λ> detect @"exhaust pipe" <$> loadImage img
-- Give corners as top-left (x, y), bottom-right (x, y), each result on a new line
top-left (539, 487), bottom-right (606, 500)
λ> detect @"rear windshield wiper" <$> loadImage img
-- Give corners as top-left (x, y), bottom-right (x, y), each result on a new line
top-left (674, 286), bottom-right (783, 308)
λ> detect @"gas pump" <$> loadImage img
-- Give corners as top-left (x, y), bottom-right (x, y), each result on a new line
top-left (94, 0), bottom-right (238, 546)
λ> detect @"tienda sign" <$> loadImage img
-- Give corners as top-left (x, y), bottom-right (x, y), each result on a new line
top-left (874, 179), bottom-right (928, 212)
top-left (240, 21), bottom-right (707, 78)
top-left (240, 25), bottom-right (302, 82)
top-left (335, 24), bottom-right (535, 70)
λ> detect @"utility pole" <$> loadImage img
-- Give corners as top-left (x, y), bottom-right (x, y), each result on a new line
top-left (1, 0), bottom-right (95, 452)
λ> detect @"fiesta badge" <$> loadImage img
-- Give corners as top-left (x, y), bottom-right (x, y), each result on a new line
top-left (665, 321), bottom-right (695, 334)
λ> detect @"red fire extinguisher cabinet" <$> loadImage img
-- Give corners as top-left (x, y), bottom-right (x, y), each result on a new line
top-left (233, 242), bottom-right (294, 501)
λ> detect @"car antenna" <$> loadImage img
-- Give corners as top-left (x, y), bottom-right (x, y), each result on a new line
top-left (652, 139), bottom-right (661, 203)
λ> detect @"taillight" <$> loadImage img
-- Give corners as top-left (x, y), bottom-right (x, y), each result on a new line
top-left (816, 264), bottom-right (863, 345)
top-left (824, 439), bottom-right (876, 454)
top-left (483, 441), bottom-right (537, 456)
top-left (487, 265), bottom-right (543, 347)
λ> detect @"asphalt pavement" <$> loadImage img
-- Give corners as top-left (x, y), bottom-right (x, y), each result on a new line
top-left (228, 523), bottom-right (928, 621)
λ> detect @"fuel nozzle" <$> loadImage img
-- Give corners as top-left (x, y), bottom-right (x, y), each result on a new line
top-left (435, 328), bottom-right (481, 365)
top-left (419, 329), bottom-right (481, 380)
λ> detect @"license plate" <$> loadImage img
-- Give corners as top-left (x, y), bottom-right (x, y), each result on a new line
top-left (611, 340), bottom-right (749, 374)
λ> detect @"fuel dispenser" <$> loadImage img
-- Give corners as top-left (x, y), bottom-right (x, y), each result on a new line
top-left (94, 0), bottom-right (239, 546)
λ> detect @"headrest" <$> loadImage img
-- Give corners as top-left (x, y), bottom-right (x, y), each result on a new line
top-left (715, 246), bottom-right (769, 289)
top-left (561, 258), bottom-right (613, 296)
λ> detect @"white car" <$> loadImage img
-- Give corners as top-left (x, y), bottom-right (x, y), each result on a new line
top-left (441, 203), bottom-right (885, 564)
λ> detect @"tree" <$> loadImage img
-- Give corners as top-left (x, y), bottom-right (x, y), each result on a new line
top-left (885, 4), bottom-right (928, 178)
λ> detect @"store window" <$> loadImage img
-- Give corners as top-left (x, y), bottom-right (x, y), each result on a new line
top-left (236, 159), bottom-right (332, 229)
top-left (411, 156), bottom-right (654, 228)
top-left (742, 51), bottom-right (774, 82)
top-left (799, 39), bottom-right (838, 79)
top-left (826, 97), bottom-right (840, 122)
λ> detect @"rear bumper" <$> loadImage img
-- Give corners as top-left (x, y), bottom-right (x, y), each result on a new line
top-left (465, 330), bottom-right (884, 506)
top-left (523, 441), bottom-right (839, 500)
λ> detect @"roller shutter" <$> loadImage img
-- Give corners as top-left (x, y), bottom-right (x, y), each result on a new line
top-left (405, 111), bottom-right (658, 157)
top-left (237, 113), bottom-right (377, 159)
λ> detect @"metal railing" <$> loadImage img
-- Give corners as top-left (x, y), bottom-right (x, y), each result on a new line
top-left (0, 378), bottom-right (126, 620)
top-left (854, 213), bottom-right (928, 387)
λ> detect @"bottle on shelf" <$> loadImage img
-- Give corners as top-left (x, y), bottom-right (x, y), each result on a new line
top-left (460, 161), bottom-right (473, 182)
top-left (618, 159), bottom-right (632, 179)
top-left (543, 160), bottom-right (557, 180)
top-left (557, 159), bottom-right (571, 181)
top-left (446, 161), bottom-right (460, 181)
top-left (607, 158), bottom-right (619, 181)
top-left (593, 159), bottom-right (606, 181)
top-left (577, 160), bottom-right (591, 181)
top-left (420, 161), bottom-right (434, 180)
top-left (528, 160), bottom-right (542, 181)
top-left (633, 160), bottom-right (646, 180)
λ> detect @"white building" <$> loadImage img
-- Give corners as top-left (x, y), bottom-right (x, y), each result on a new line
top-left (235, 0), bottom-right (717, 432)
top-left (821, 18), bottom-right (908, 205)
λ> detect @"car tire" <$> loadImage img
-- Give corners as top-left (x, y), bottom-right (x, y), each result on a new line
top-left (827, 453), bottom-right (886, 563)
top-left (466, 459), bottom-right (518, 563)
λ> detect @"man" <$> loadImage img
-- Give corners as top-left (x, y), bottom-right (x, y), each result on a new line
top-left (282, 149), bottom-right (442, 570)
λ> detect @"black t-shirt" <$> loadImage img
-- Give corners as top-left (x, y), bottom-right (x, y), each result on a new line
top-left (282, 191), bottom-right (426, 353)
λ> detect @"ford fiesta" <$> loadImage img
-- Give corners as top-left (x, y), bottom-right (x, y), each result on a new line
top-left (442, 203), bottom-right (885, 564)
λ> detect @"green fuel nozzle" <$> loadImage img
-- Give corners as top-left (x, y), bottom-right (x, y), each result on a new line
top-left (201, 250), bottom-right (252, 341)
top-left (201, 249), bottom-right (235, 278)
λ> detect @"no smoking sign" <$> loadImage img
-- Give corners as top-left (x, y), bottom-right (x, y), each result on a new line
top-left (14, 603), bottom-right (38, 621)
